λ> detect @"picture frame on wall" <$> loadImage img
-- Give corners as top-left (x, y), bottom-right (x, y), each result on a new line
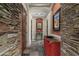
top-left (37, 23), bottom-right (42, 29)
top-left (53, 8), bottom-right (61, 31)
top-left (36, 18), bottom-right (43, 30)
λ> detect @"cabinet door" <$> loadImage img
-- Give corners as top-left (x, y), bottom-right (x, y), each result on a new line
top-left (44, 40), bottom-right (51, 56)
top-left (50, 42), bottom-right (61, 56)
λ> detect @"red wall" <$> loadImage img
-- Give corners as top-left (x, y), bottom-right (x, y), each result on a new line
top-left (52, 3), bottom-right (61, 15)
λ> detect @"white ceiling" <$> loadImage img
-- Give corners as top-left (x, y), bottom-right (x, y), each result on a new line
top-left (29, 3), bottom-right (51, 7)
top-left (29, 3), bottom-right (51, 18)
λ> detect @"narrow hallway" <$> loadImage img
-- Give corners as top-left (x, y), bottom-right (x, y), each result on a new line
top-left (0, 3), bottom-right (79, 56)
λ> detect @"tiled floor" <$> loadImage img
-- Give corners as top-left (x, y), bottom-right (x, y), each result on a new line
top-left (30, 45), bottom-right (44, 56)
top-left (23, 40), bottom-right (44, 56)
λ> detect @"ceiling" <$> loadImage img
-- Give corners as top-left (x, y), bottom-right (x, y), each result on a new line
top-left (29, 3), bottom-right (52, 18)
top-left (29, 3), bottom-right (51, 7)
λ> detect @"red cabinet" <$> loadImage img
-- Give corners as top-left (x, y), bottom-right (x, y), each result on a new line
top-left (44, 39), bottom-right (51, 56)
top-left (44, 36), bottom-right (61, 56)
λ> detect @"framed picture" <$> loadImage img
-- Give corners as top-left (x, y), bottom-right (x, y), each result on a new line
top-left (53, 9), bottom-right (61, 31)
top-left (36, 18), bottom-right (43, 30)
top-left (37, 23), bottom-right (42, 29)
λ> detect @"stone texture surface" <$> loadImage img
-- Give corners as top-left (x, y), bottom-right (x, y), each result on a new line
top-left (0, 4), bottom-right (25, 56)
top-left (61, 4), bottom-right (79, 56)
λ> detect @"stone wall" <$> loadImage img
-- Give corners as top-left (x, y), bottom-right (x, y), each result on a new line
top-left (0, 22), bottom-right (9, 32)
top-left (0, 4), bottom-right (26, 56)
top-left (61, 4), bottom-right (79, 56)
